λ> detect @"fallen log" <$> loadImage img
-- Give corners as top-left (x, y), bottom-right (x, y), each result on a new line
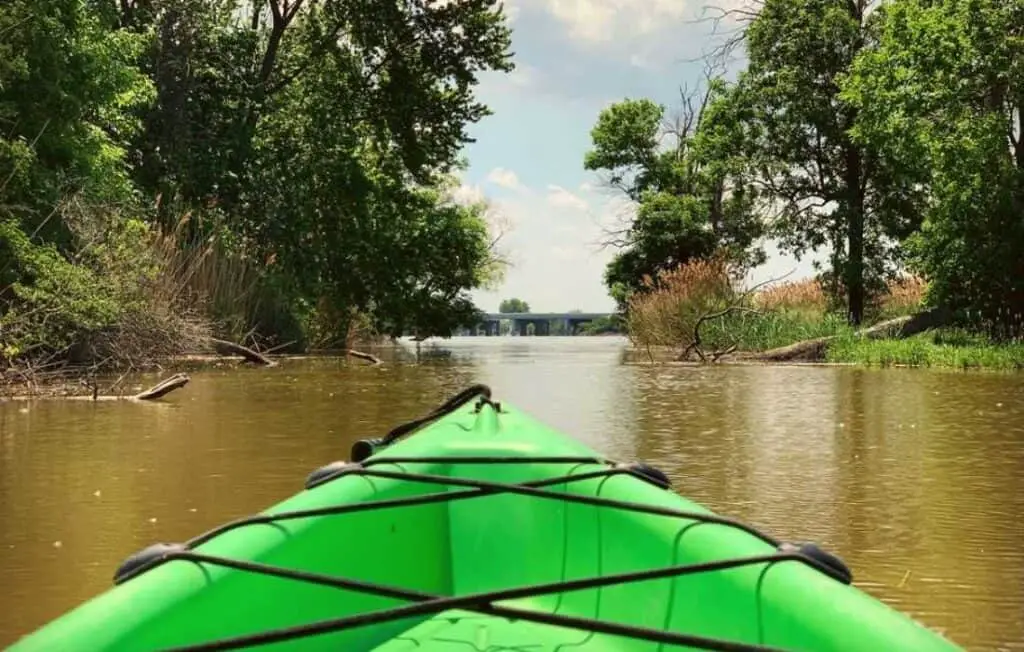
top-left (346, 349), bottom-right (382, 365)
top-left (209, 337), bottom-right (277, 366)
top-left (749, 336), bottom-right (835, 362)
top-left (134, 373), bottom-right (190, 400)
top-left (748, 307), bottom-right (951, 363)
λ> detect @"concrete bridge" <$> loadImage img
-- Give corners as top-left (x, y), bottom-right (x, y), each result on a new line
top-left (460, 312), bottom-right (613, 336)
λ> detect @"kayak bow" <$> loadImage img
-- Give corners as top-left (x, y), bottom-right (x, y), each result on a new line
top-left (10, 384), bottom-right (961, 651)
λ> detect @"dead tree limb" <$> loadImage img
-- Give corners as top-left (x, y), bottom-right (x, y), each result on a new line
top-left (210, 337), bottom-right (277, 366)
top-left (346, 349), bottom-right (382, 365)
top-left (681, 306), bottom-right (762, 362)
top-left (134, 373), bottom-right (190, 400)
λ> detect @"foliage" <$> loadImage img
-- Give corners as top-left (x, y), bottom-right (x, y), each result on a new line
top-left (499, 298), bottom-right (530, 313)
top-left (722, 0), bottom-right (929, 326)
top-left (598, 0), bottom-right (1023, 347)
top-left (579, 314), bottom-right (624, 335)
top-left (841, 0), bottom-right (1024, 339)
top-left (583, 82), bottom-right (765, 309)
top-left (0, 203), bottom-right (213, 369)
top-left (1, 0), bottom-right (516, 374)
top-left (0, 0), bottom-right (154, 242)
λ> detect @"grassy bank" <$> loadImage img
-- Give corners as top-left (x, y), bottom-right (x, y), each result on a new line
top-left (826, 329), bottom-right (1024, 370)
top-left (625, 259), bottom-right (1024, 370)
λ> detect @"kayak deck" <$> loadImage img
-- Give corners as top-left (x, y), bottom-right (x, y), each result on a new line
top-left (10, 385), bottom-right (961, 651)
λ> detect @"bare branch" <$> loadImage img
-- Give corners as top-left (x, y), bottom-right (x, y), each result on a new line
top-left (684, 1), bottom-right (765, 66)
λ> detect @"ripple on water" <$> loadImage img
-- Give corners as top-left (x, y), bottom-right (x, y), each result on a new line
top-left (1, 341), bottom-right (1023, 649)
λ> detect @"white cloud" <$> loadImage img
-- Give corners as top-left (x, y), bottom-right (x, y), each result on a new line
top-left (507, 63), bottom-right (536, 88)
top-left (486, 167), bottom-right (526, 191)
top-left (546, 185), bottom-right (588, 211)
top-left (469, 180), bottom-right (624, 312)
top-left (549, 245), bottom-right (580, 260)
top-left (508, 0), bottom-right (694, 45)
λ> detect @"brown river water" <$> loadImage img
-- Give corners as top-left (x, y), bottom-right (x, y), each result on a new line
top-left (1, 336), bottom-right (1023, 649)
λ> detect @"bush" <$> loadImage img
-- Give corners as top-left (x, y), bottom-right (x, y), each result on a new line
top-left (625, 259), bottom-right (880, 355)
top-left (1, 204), bottom-right (218, 369)
top-left (625, 257), bottom-right (738, 349)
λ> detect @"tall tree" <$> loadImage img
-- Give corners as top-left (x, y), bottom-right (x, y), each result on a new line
top-left (583, 77), bottom-right (764, 309)
top-left (729, 0), bottom-right (922, 325)
top-left (119, 0), bottom-right (513, 221)
top-left (842, 0), bottom-right (1024, 337)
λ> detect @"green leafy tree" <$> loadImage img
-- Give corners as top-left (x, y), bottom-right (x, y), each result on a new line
top-left (119, 0), bottom-right (514, 342)
top-left (499, 298), bottom-right (530, 313)
top-left (842, 0), bottom-right (1024, 337)
top-left (0, 0), bottom-right (153, 241)
top-left (727, 0), bottom-right (923, 325)
top-left (2, 0), bottom-right (517, 368)
top-left (583, 79), bottom-right (764, 309)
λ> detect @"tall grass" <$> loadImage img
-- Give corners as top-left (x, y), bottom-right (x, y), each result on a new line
top-left (626, 259), bottom-right (926, 355)
top-left (625, 258), bottom-right (737, 349)
top-left (146, 214), bottom-right (270, 346)
top-left (827, 329), bottom-right (1024, 370)
top-left (1, 199), bottom-right (276, 378)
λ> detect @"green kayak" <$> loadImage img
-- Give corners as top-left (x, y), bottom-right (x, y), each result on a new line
top-left (11, 384), bottom-right (961, 651)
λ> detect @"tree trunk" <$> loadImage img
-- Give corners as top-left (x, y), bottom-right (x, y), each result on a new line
top-left (844, 144), bottom-right (865, 326)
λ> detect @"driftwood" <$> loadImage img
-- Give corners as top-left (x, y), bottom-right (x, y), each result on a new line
top-left (209, 337), bottom-right (277, 366)
top-left (1, 372), bottom-right (191, 401)
top-left (134, 373), bottom-right (190, 400)
top-left (749, 336), bottom-right (835, 362)
top-left (346, 349), bottom-right (382, 365)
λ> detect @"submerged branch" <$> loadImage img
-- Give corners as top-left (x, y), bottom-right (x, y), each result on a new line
top-left (134, 373), bottom-right (190, 400)
top-left (209, 337), bottom-right (277, 366)
top-left (346, 349), bottom-right (382, 365)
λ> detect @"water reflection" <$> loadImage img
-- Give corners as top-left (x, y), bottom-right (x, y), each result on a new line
top-left (1, 338), bottom-right (1023, 649)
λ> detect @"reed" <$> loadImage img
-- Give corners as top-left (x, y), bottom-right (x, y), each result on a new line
top-left (1, 199), bottom-right (274, 378)
top-left (626, 260), bottom-right (926, 355)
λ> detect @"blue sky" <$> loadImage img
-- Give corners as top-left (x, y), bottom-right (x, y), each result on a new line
top-left (457, 0), bottom-right (820, 313)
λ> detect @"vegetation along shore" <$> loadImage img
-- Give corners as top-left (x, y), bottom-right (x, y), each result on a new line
top-left (582, 0), bottom-right (1023, 370)
top-left (3, 0), bottom-right (1023, 399)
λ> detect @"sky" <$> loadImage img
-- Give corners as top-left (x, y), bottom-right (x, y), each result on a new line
top-left (457, 0), bottom-right (822, 314)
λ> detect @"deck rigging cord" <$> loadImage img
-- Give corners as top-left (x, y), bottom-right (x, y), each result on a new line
top-left (112, 383), bottom-right (852, 652)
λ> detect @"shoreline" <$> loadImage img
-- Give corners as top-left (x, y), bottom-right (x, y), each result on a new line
top-left (6, 335), bottom-right (1023, 401)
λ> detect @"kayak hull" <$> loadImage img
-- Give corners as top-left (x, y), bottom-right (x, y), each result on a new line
top-left (10, 388), bottom-right (961, 651)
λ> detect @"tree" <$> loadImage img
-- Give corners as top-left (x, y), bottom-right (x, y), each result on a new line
top-left (120, 0), bottom-right (514, 222)
top-left (842, 0), bottom-right (1024, 338)
top-left (726, 0), bottom-right (923, 325)
top-left (122, 0), bottom-right (514, 343)
top-left (499, 298), bottom-right (529, 313)
top-left (2, 0), bottom-right (518, 367)
top-left (0, 0), bottom-right (152, 242)
top-left (583, 75), bottom-right (764, 309)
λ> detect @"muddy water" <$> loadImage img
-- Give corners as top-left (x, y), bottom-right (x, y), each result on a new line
top-left (1, 336), bottom-right (1023, 649)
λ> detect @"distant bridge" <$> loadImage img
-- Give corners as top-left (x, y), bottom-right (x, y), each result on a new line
top-left (459, 312), bottom-right (614, 336)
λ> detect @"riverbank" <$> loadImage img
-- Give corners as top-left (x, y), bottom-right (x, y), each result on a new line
top-left (630, 325), bottom-right (1024, 371)
top-left (825, 330), bottom-right (1024, 370)
top-left (0, 341), bottom-right (394, 400)
top-left (622, 262), bottom-right (1024, 371)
